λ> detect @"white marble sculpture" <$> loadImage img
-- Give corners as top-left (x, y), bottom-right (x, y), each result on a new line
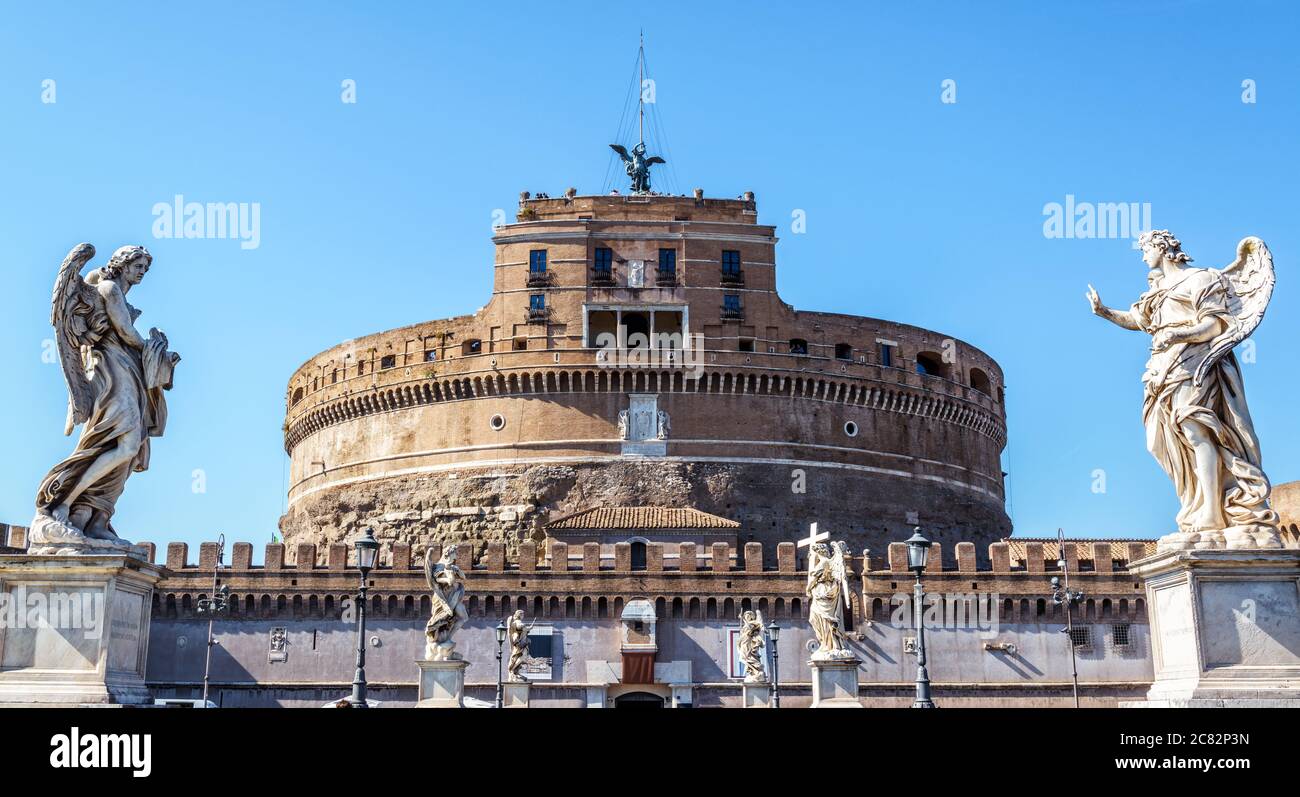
top-left (29, 244), bottom-right (181, 554)
top-left (737, 609), bottom-right (767, 682)
top-left (656, 410), bottom-right (671, 440)
top-left (506, 609), bottom-right (535, 682)
top-left (617, 410), bottom-right (629, 440)
top-left (423, 544), bottom-right (469, 660)
top-left (806, 540), bottom-right (854, 660)
top-left (1087, 231), bottom-right (1281, 551)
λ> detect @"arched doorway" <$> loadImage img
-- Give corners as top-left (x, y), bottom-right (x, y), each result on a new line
top-left (614, 691), bottom-right (665, 708)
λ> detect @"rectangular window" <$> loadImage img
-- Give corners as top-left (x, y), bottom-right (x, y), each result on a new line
top-left (380, 355), bottom-right (397, 370)
top-left (424, 350), bottom-right (437, 362)
top-left (721, 250), bottom-right (741, 275)
top-left (738, 338), bottom-right (754, 352)
top-left (723, 294), bottom-right (742, 312)
top-left (513, 337), bottom-right (527, 351)
top-left (1069, 627), bottom-right (1092, 649)
top-left (593, 247), bottom-right (613, 273)
top-left (530, 294), bottom-right (545, 310)
top-left (658, 248), bottom-right (677, 274)
top-left (1112, 623), bottom-right (1131, 647)
top-left (879, 343), bottom-right (894, 368)
top-left (529, 250), bottom-right (547, 273)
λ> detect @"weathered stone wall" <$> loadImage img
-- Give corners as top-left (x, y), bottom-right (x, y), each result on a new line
top-left (280, 459), bottom-right (1010, 566)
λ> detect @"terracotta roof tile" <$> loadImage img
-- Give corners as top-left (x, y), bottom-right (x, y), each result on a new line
top-left (1002, 537), bottom-right (1157, 564)
top-left (546, 506), bottom-right (740, 531)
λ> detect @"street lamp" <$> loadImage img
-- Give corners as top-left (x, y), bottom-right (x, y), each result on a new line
top-left (1051, 529), bottom-right (1085, 708)
top-left (766, 621), bottom-right (781, 708)
top-left (905, 527), bottom-right (936, 708)
top-left (495, 620), bottom-right (508, 708)
top-left (348, 528), bottom-right (379, 708)
top-left (194, 533), bottom-right (229, 707)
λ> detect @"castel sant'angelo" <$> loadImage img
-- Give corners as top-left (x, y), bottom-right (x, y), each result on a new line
top-left (280, 160), bottom-right (1011, 567)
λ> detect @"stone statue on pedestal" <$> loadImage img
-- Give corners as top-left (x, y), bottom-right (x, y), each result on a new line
top-left (29, 244), bottom-right (181, 554)
top-left (737, 609), bottom-right (767, 682)
top-left (806, 540), bottom-right (854, 660)
top-left (423, 544), bottom-right (469, 660)
top-left (1087, 231), bottom-right (1281, 551)
top-left (506, 609), bottom-right (535, 682)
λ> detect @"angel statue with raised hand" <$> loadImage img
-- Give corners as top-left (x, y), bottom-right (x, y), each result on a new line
top-left (423, 544), bottom-right (470, 661)
top-left (506, 609), bottom-right (536, 682)
top-left (1086, 230), bottom-right (1281, 552)
top-left (805, 540), bottom-right (854, 660)
top-left (737, 609), bottom-right (767, 682)
top-left (609, 142), bottom-right (665, 194)
top-left (30, 244), bottom-right (181, 554)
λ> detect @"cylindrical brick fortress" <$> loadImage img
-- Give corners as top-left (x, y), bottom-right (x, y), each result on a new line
top-left (280, 193), bottom-right (1010, 565)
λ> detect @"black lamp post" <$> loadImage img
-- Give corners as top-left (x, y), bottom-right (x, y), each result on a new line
top-left (348, 528), bottom-right (379, 708)
top-left (766, 620), bottom-right (781, 708)
top-left (194, 533), bottom-right (229, 707)
top-left (1051, 529), bottom-right (1085, 708)
top-left (906, 527), bottom-right (936, 708)
top-left (494, 620), bottom-right (508, 708)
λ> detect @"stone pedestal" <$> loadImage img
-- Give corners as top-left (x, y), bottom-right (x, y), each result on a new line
top-left (741, 681), bottom-right (771, 708)
top-left (0, 553), bottom-right (162, 706)
top-left (809, 657), bottom-right (863, 708)
top-left (503, 681), bottom-right (530, 708)
top-left (415, 659), bottom-right (467, 708)
top-left (1121, 549), bottom-right (1300, 708)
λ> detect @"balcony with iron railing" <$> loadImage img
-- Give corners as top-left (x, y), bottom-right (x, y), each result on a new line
top-left (526, 270), bottom-right (553, 288)
top-left (591, 267), bottom-right (615, 287)
top-left (655, 268), bottom-right (678, 287)
top-left (526, 307), bottom-right (551, 324)
top-left (720, 304), bottom-right (744, 321)
top-left (720, 269), bottom-right (745, 287)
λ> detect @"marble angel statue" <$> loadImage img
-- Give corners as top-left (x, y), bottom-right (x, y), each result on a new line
top-left (805, 540), bottom-right (854, 660)
top-left (30, 244), bottom-right (181, 554)
top-left (506, 609), bottom-right (536, 682)
top-left (737, 609), bottom-right (767, 682)
top-left (424, 544), bottom-right (470, 660)
top-left (1086, 231), bottom-right (1280, 551)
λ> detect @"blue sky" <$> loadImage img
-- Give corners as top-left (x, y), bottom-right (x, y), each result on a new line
top-left (1, 1), bottom-right (1297, 554)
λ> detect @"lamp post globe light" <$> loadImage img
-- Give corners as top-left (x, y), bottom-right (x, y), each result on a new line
top-left (348, 528), bottom-right (379, 708)
top-left (194, 533), bottom-right (229, 708)
top-left (1050, 529), bottom-right (1086, 708)
top-left (766, 620), bottom-right (781, 708)
top-left (905, 527), bottom-right (936, 709)
top-left (495, 620), bottom-right (508, 708)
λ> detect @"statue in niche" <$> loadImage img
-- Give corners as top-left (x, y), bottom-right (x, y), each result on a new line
top-left (805, 541), bottom-right (854, 660)
top-left (424, 544), bottom-right (469, 660)
top-left (29, 244), bottom-right (182, 554)
top-left (737, 609), bottom-right (767, 682)
top-left (1086, 231), bottom-right (1280, 551)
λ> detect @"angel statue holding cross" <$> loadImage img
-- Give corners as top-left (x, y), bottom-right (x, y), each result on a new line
top-left (805, 540), bottom-right (854, 660)
top-left (29, 243), bottom-right (181, 554)
top-left (1086, 231), bottom-right (1281, 552)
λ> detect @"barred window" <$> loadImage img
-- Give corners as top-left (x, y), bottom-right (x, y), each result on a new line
top-left (1069, 627), bottom-right (1092, 648)
top-left (1112, 623), bottom-right (1131, 647)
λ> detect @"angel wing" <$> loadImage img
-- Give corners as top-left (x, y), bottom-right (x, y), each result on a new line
top-left (51, 243), bottom-right (102, 436)
top-left (645, 156), bottom-right (666, 166)
top-left (608, 143), bottom-right (631, 161)
top-left (1193, 236), bottom-right (1275, 387)
top-left (830, 541), bottom-right (851, 609)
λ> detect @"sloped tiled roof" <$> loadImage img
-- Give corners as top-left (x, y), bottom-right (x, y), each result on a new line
top-left (1003, 537), bottom-right (1158, 564)
top-left (546, 506), bottom-right (740, 531)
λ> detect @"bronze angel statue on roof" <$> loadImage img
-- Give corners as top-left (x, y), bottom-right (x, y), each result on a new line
top-left (1087, 231), bottom-right (1280, 551)
top-left (29, 244), bottom-right (181, 554)
top-left (609, 141), bottom-right (665, 194)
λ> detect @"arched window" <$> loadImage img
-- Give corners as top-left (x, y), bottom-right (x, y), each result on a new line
top-left (915, 351), bottom-right (945, 377)
top-left (291, 387), bottom-right (303, 406)
top-left (970, 367), bottom-right (992, 396)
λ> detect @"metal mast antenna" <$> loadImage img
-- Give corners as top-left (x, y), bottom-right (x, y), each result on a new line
top-left (638, 30), bottom-right (645, 148)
